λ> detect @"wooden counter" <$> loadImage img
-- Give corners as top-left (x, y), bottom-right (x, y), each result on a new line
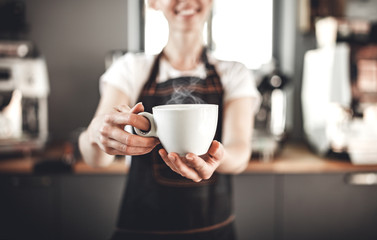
top-left (0, 155), bottom-right (128, 174)
top-left (1, 143), bottom-right (377, 174)
top-left (246, 143), bottom-right (377, 173)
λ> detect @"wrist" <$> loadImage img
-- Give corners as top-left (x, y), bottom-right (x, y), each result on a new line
top-left (216, 144), bottom-right (250, 174)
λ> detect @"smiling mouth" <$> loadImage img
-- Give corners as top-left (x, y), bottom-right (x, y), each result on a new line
top-left (175, 6), bottom-right (200, 17)
top-left (176, 9), bottom-right (196, 16)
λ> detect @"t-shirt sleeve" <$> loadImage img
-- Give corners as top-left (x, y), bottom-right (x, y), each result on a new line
top-left (220, 61), bottom-right (261, 114)
top-left (99, 53), bottom-right (139, 105)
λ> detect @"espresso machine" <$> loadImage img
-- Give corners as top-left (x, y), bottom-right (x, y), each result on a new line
top-left (0, 41), bottom-right (50, 153)
top-left (302, 17), bottom-right (377, 164)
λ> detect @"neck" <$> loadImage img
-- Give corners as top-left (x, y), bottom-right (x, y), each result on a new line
top-left (163, 31), bottom-right (204, 71)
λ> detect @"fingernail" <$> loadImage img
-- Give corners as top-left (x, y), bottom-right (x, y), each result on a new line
top-left (186, 155), bottom-right (193, 161)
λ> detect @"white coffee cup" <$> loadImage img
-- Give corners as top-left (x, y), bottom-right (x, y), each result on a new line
top-left (134, 104), bottom-right (218, 156)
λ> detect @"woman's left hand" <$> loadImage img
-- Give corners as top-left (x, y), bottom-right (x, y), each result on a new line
top-left (158, 140), bottom-right (224, 182)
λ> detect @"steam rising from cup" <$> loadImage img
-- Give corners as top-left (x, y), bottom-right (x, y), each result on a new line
top-left (166, 78), bottom-right (206, 105)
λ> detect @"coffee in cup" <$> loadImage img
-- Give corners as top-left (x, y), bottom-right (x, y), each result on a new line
top-left (134, 104), bottom-right (218, 156)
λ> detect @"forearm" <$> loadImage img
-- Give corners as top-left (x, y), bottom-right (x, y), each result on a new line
top-left (78, 85), bottom-right (130, 167)
top-left (216, 141), bottom-right (251, 174)
top-left (78, 128), bottom-right (115, 168)
top-left (215, 97), bottom-right (254, 174)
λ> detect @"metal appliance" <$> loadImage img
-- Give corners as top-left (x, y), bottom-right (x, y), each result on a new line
top-left (252, 66), bottom-right (290, 162)
top-left (0, 55), bottom-right (50, 153)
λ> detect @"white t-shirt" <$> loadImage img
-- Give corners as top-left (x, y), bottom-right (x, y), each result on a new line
top-left (100, 52), bottom-right (261, 113)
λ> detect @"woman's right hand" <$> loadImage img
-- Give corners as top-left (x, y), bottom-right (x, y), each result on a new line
top-left (88, 102), bottom-right (160, 156)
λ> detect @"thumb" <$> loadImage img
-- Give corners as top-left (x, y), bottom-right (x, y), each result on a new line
top-left (207, 140), bottom-right (223, 161)
top-left (131, 102), bottom-right (145, 114)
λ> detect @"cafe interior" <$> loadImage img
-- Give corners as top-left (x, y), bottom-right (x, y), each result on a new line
top-left (1, 0), bottom-right (377, 239)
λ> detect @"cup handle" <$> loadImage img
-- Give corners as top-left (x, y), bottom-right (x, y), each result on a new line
top-left (133, 112), bottom-right (157, 137)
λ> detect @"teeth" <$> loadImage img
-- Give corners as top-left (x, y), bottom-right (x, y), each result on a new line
top-left (178, 9), bottom-right (196, 16)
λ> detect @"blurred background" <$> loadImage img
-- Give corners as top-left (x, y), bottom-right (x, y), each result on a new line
top-left (0, 0), bottom-right (376, 145)
top-left (1, 0), bottom-right (377, 240)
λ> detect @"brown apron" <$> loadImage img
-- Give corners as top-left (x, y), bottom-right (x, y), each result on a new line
top-left (111, 48), bottom-right (236, 240)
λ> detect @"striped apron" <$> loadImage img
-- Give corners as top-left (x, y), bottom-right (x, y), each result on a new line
top-left (111, 48), bottom-right (236, 240)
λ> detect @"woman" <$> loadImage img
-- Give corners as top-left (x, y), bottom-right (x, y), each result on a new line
top-left (79, 0), bottom-right (260, 239)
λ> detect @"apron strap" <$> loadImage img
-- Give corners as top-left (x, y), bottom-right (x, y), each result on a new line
top-left (141, 47), bottom-right (214, 97)
top-left (141, 52), bottom-right (163, 96)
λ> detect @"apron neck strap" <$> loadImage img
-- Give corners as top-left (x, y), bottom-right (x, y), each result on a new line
top-left (158, 46), bottom-right (210, 68)
top-left (147, 46), bottom-right (212, 88)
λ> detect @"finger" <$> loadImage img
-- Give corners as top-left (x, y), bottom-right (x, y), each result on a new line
top-left (99, 136), bottom-right (156, 155)
top-left (98, 137), bottom-right (125, 155)
top-left (101, 144), bottom-right (134, 156)
top-left (100, 124), bottom-right (159, 148)
top-left (120, 144), bottom-right (156, 155)
top-left (114, 103), bottom-right (144, 113)
top-left (159, 149), bottom-right (179, 173)
top-left (105, 112), bottom-right (150, 131)
top-left (100, 146), bottom-right (124, 156)
top-left (207, 140), bottom-right (223, 161)
top-left (185, 154), bottom-right (207, 172)
top-left (169, 153), bottom-right (202, 182)
top-left (185, 154), bottom-right (214, 180)
top-left (114, 127), bottom-right (159, 148)
top-left (105, 146), bottom-right (153, 156)
top-left (130, 103), bottom-right (150, 132)
top-left (130, 102), bottom-right (144, 114)
top-left (113, 104), bottom-right (131, 112)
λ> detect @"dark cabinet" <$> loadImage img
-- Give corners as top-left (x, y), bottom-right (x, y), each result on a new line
top-left (281, 173), bottom-right (377, 240)
top-left (1, 172), bottom-right (377, 240)
top-left (0, 175), bottom-right (57, 240)
top-left (234, 174), bottom-right (276, 240)
top-left (0, 174), bottom-right (126, 240)
top-left (58, 175), bottom-right (126, 240)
